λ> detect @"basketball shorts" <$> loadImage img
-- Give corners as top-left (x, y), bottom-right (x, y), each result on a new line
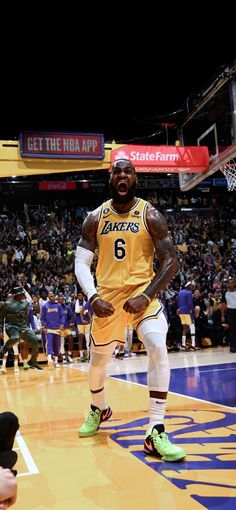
top-left (62, 328), bottom-right (72, 337)
top-left (90, 283), bottom-right (163, 349)
top-left (179, 314), bottom-right (192, 326)
top-left (77, 324), bottom-right (90, 335)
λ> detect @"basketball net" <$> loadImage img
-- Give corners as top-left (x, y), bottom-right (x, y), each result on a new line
top-left (220, 158), bottom-right (236, 191)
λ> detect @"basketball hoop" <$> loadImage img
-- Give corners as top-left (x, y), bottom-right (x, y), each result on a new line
top-left (220, 158), bottom-right (236, 191)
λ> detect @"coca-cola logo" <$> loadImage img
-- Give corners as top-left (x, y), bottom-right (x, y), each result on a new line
top-left (39, 182), bottom-right (77, 191)
top-left (47, 183), bottom-right (67, 190)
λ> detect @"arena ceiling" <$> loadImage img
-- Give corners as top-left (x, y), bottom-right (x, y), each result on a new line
top-left (1, 57), bottom-right (233, 147)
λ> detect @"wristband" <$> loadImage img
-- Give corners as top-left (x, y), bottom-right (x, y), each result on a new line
top-left (141, 292), bottom-right (151, 303)
top-left (90, 296), bottom-right (100, 306)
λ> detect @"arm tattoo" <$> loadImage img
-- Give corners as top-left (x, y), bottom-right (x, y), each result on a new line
top-left (145, 204), bottom-right (179, 297)
top-left (78, 208), bottom-right (100, 253)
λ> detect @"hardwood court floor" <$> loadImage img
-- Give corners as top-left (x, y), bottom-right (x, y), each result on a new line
top-left (1, 347), bottom-right (236, 510)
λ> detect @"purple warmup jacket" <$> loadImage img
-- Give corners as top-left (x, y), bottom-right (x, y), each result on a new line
top-left (178, 289), bottom-right (193, 315)
top-left (40, 302), bottom-right (65, 329)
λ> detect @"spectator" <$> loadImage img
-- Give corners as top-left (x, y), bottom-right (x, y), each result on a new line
top-left (177, 282), bottom-right (197, 350)
top-left (212, 301), bottom-right (229, 346)
top-left (224, 277), bottom-right (236, 353)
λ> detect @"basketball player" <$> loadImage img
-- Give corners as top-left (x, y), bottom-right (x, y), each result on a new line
top-left (75, 158), bottom-right (186, 462)
top-left (74, 292), bottom-right (91, 362)
top-left (40, 291), bottom-right (65, 368)
top-left (124, 324), bottom-right (134, 357)
top-left (57, 295), bottom-right (74, 363)
top-left (177, 282), bottom-right (197, 350)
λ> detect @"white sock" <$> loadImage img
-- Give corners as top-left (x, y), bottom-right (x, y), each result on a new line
top-left (2, 356), bottom-right (7, 368)
top-left (89, 351), bottom-right (111, 411)
top-left (60, 337), bottom-right (65, 355)
top-left (92, 389), bottom-right (106, 411)
top-left (190, 324), bottom-right (196, 347)
top-left (182, 336), bottom-right (186, 347)
top-left (147, 397), bottom-right (167, 434)
top-left (85, 333), bottom-right (90, 351)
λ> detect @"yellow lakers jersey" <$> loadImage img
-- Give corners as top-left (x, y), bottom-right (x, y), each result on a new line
top-left (96, 198), bottom-right (155, 289)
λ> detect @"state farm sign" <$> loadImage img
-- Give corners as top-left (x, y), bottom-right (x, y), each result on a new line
top-left (111, 145), bottom-right (209, 173)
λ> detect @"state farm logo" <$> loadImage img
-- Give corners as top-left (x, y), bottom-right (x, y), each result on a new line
top-left (114, 150), bottom-right (129, 161)
top-left (113, 148), bottom-right (180, 163)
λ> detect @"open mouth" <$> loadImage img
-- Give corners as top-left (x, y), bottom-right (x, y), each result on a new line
top-left (117, 182), bottom-right (128, 193)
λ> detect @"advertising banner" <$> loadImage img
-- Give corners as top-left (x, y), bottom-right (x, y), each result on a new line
top-left (111, 145), bottom-right (209, 173)
top-left (20, 132), bottom-right (104, 159)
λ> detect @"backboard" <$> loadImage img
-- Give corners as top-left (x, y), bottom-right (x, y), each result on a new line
top-left (178, 62), bottom-right (236, 191)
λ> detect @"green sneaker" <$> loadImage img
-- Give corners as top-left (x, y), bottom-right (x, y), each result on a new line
top-left (23, 362), bottom-right (31, 370)
top-left (144, 427), bottom-right (186, 462)
top-left (79, 404), bottom-right (112, 437)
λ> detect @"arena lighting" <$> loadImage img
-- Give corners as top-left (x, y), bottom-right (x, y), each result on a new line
top-left (181, 208), bottom-right (193, 211)
top-left (157, 123), bottom-right (176, 127)
top-left (180, 62), bottom-right (236, 128)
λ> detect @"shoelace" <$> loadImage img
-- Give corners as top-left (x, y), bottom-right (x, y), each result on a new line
top-left (86, 410), bottom-right (100, 424)
top-left (159, 432), bottom-right (170, 443)
top-left (153, 432), bottom-right (172, 448)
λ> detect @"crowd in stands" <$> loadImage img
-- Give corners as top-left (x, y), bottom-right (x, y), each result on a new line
top-left (0, 194), bottom-right (236, 352)
top-left (0, 203), bottom-right (85, 301)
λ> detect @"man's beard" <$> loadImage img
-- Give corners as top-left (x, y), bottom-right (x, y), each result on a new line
top-left (109, 181), bottom-right (137, 204)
